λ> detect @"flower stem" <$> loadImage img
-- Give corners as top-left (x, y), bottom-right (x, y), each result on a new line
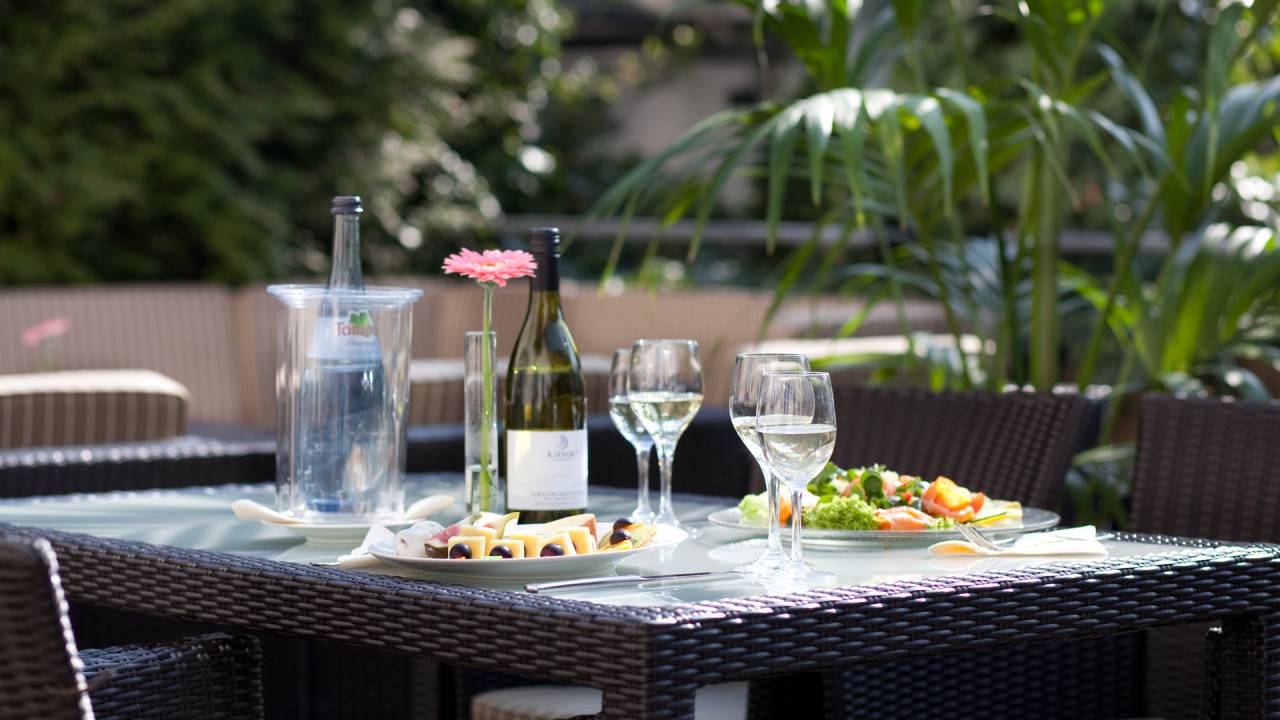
top-left (479, 284), bottom-right (494, 512)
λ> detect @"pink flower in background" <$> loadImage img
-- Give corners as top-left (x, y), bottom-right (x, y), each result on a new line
top-left (442, 249), bottom-right (537, 287)
top-left (21, 317), bottom-right (70, 348)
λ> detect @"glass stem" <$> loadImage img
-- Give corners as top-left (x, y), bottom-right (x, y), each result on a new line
top-left (764, 467), bottom-right (782, 554)
top-left (789, 486), bottom-right (805, 565)
top-left (635, 444), bottom-right (653, 518)
top-left (656, 442), bottom-right (675, 523)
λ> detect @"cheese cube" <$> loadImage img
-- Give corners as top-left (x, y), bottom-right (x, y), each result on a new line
top-left (446, 535), bottom-right (486, 560)
top-left (485, 538), bottom-right (526, 559)
top-left (530, 534), bottom-right (572, 558)
top-left (562, 526), bottom-right (595, 555)
top-left (504, 532), bottom-right (544, 557)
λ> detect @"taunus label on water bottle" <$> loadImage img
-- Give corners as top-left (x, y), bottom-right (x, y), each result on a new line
top-left (506, 429), bottom-right (588, 510)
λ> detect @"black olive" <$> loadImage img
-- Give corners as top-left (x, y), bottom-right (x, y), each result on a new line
top-left (489, 545), bottom-right (514, 559)
top-left (612, 518), bottom-right (633, 532)
top-left (448, 544), bottom-right (472, 560)
top-left (609, 529), bottom-right (632, 545)
top-left (540, 543), bottom-right (566, 557)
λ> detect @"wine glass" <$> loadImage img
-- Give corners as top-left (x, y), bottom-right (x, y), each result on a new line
top-left (730, 353), bottom-right (810, 574)
top-left (756, 371), bottom-right (837, 584)
top-left (609, 348), bottom-right (654, 523)
top-left (628, 339), bottom-right (703, 528)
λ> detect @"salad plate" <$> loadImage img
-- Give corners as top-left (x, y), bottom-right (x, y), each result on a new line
top-left (369, 524), bottom-right (688, 579)
top-left (706, 506), bottom-right (1060, 547)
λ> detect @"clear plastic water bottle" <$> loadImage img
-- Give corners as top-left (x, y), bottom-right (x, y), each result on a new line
top-left (295, 196), bottom-right (390, 519)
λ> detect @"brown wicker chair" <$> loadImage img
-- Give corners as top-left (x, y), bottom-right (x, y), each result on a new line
top-left (817, 386), bottom-right (1130, 720)
top-left (0, 535), bottom-right (263, 720)
top-left (830, 386), bottom-right (1094, 508)
top-left (1130, 394), bottom-right (1280, 720)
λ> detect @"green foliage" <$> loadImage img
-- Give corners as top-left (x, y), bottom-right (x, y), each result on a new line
top-left (1074, 224), bottom-right (1280, 399)
top-left (0, 0), bottom-right (619, 284)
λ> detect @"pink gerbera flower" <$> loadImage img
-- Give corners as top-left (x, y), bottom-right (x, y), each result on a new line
top-left (442, 248), bottom-right (537, 287)
top-left (21, 317), bottom-right (70, 348)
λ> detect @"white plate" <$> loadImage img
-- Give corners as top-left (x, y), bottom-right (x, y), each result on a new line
top-left (281, 520), bottom-right (413, 545)
top-left (369, 524), bottom-right (688, 579)
top-left (706, 507), bottom-right (1060, 547)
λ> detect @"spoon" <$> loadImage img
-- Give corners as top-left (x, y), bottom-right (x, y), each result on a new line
top-left (232, 494), bottom-right (455, 526)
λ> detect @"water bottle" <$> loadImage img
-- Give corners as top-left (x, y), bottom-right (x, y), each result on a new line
top-left (296, 195), bottom-right (390, 519)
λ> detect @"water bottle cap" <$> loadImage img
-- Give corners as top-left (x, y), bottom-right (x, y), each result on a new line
top-left (331, 196), bottom-right (363, 215)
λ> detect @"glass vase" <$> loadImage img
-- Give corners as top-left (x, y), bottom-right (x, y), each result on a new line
top-left (464, 330), bottom-right (501, 514)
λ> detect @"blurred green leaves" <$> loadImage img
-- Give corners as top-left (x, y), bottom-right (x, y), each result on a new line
top-left (0, 0), bottom-right (617, 284)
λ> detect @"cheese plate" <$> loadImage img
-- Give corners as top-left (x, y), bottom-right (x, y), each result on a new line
top-left (369, 523), bottom-right (687, 579)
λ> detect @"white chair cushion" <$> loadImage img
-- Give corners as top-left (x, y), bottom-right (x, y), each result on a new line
top-left (472, 681), bottom-right (748, 720)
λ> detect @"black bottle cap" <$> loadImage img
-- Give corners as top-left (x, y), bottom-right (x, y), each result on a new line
top-left (331, 196), bottom-right (363, 215)
top-left (529, 228), bottom-right (560, 291)
top-left (529, 227), bottom-right (560, 253)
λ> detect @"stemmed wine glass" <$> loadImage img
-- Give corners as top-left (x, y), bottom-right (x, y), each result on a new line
top-left (628, 339), bottom-right (703, 528)
top-left (608, 348), bottom-right (654, 523)
top-left (757, 371), bottom-right (837, 584)
top-left (729, 353), bottom-right (810, 574)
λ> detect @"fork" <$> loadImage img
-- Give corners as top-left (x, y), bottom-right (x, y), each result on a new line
top-left (958, 523), bottom-right (1005, 552)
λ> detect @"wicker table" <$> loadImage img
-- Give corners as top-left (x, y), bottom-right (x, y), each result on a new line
top-left (1, 477), bottom-right (1278, 719)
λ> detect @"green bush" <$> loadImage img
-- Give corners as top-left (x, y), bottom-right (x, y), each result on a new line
top-left (0, 0), bottom-right (618, 285)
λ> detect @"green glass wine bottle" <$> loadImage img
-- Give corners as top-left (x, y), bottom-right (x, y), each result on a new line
top-left (504, 228), bottom-right (588, 522)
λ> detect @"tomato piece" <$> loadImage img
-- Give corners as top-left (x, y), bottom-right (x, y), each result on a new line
top-left (923, 477), bottom-right (973, 511)
top-left (971, 492), bottom-right (986, 514)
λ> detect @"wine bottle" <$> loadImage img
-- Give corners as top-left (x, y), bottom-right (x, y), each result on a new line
top-left (505, 227), bottom-right (588, 522)
top-left (297, 195), bottom-right (388, 518)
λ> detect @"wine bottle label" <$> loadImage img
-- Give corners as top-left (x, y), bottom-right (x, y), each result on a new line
top-left (506, 429), bottom-right (588, 510)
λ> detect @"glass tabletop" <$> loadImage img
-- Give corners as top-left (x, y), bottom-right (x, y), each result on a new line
top-left (0, 474), bottom-right (1182, 607)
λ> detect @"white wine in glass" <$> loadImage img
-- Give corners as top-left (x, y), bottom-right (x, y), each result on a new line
top-left (628, 340), bottom-right (703, 528)
top-left (608, 348), bottom-right (654, 522)
top-left (729, 353), bottom-right (809, 575)
top-left (757, 372), bottom-right (838, 585)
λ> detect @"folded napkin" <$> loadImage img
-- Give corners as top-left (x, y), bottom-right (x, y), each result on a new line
top-left (232, 495), bottom-right (454, 526)
top-left (336, 525), bottom-right (395, 569)
top-left (929, 526), bottom-right (1108, 557)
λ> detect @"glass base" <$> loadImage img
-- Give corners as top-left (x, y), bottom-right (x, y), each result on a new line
top-left (734, 546), bottom-right (789, 575)
top-left (653, 508), bottom-right (680, 527)
top-left (629, 507), bottom-right (656, 524)
top-left (765, 563), bottom-right (838, 592)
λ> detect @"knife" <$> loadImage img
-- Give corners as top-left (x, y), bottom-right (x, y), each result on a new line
top-left (525, 570), bottom-right (742, 594)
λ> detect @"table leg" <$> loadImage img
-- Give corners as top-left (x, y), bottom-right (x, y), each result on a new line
top-left (1212, 613), bottom-right (1280, 720)
top-left (600, 680), bottom-right (697, 720)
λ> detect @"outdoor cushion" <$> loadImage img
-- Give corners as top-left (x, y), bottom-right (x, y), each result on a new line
top-left (0, 370), bottom-right (188, 448)
top-left (471, 682), bottom-right (747, 720)
top-left (0, 285), bottom-right (243, 422)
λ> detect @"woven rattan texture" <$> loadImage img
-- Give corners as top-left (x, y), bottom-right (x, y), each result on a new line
top-left (0, 537), bottom-right (93, 720)
top-left (81, 634), bottom-right (263, 720)
top-left (831, 387), bottom-right (1091, 509)
top-left (822, 387), bottom-right (1098, 719)
top-left (822, 637), bottom-right (1140, 719)
top-left (1131, 395), bottom-right (1280, 720)
top-left (2, 522), bottom-right (1277, 719)
top-left (0, 438), bottom-right (274, 498)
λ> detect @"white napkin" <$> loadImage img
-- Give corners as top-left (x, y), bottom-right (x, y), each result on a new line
top-left (336, 525), bottom-right (395, 569)
top-left (929, 526), bottom-right (1108, 557)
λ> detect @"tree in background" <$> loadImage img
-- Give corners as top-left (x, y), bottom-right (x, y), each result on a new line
top-left (0, 0), bottom-right (622, 284)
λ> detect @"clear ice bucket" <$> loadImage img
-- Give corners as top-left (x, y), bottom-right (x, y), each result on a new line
top-left (268, 284), bottom-right (422, 523)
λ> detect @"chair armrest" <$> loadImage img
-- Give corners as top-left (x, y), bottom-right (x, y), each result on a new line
top-left (0, 438), bottom-right (274, 498)
top-left (81, 633), bottom-right (262, 720)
